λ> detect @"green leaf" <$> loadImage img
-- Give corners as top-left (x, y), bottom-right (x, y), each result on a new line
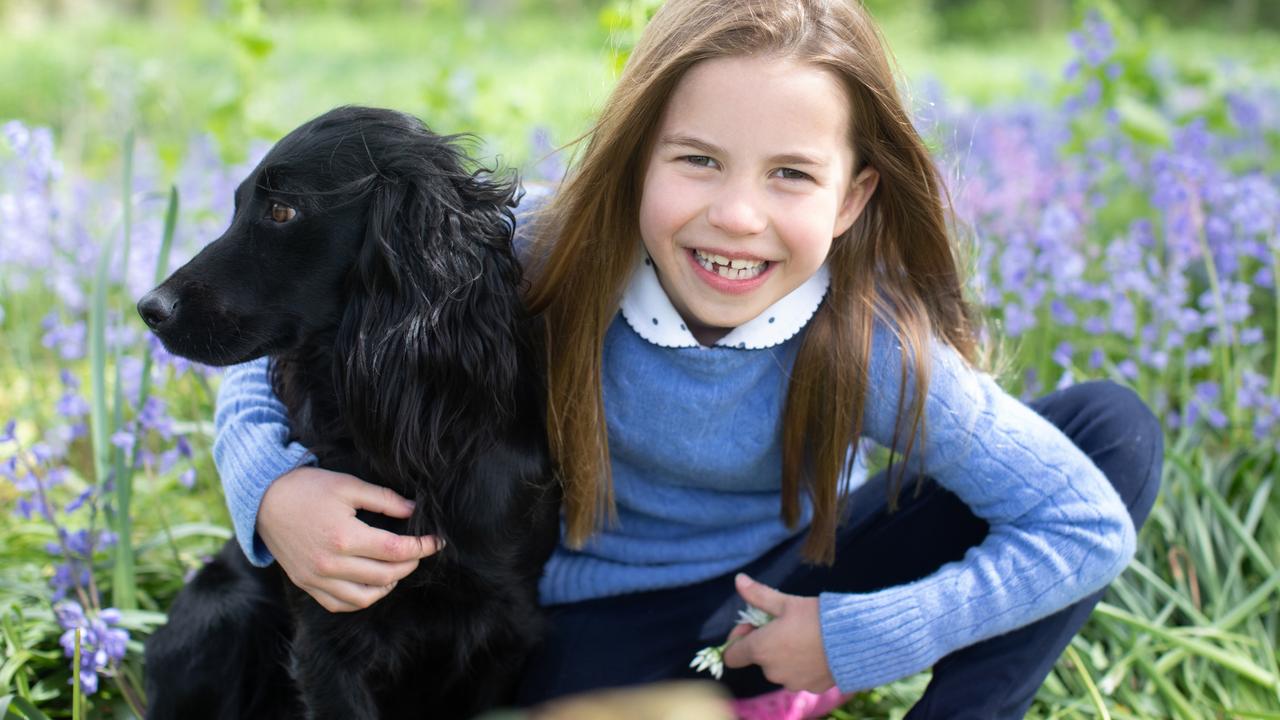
top-left (2, 696), bottom-right (52, 720)
top-left (1116, 94), bottom-right (1172, 147)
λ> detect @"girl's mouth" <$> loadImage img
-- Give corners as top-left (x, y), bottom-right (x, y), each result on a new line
top-left (690, 248), bottom-right (769, 280)
top-left (685, 248), bottom-right (775, 295)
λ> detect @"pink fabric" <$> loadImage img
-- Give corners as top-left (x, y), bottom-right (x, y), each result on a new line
top-left (728, 687), bottom-right (852, 720)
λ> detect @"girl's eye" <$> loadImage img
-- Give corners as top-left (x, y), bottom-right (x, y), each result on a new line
top-left (269, 202), bottom-right (297, 223)
top-left (682, 155), bottom-right (718, 169)
top-left (774, 168), bottom-right (813, 182)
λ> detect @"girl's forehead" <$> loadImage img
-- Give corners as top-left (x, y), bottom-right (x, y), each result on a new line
top-left (658, 55), bottom-right (854, 157)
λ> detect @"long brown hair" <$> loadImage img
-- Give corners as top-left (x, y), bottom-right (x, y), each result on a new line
top-left (525, 0), bottom-right (982, 563)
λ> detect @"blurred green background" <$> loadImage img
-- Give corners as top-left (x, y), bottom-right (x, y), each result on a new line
top-left (3, 0), bottom-right (1278, 174)
top-left (3, 2), bottom-right (1280, 718)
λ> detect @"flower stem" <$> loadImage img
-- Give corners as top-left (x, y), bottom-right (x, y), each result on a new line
top-left (1195, 222), bottom-right (1236, 435)
top-left (1271, 249), bottom-right (1280, 397)
top-left (72, 628), bottom-right (83, 720)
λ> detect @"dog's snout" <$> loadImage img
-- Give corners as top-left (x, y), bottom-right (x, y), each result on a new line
top-left (137, 289), bottom-right (178, 330)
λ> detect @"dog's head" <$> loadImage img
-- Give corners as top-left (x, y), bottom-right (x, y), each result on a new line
top-left (138, 105), bottom-right (521, 369)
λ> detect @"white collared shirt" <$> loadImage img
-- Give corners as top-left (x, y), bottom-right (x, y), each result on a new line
top-left (617, 252), bottom-right (831, 350)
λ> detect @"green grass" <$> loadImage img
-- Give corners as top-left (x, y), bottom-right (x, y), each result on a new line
top-left (1, 3), bottom-right (1279, 718)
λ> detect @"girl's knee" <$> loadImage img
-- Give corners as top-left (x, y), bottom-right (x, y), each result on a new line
top-left (1067, 380), bottom-right (1164, 526)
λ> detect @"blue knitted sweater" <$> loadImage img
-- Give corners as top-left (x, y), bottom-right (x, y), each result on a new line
top-left (211, 195), bottom-right (1136, 693)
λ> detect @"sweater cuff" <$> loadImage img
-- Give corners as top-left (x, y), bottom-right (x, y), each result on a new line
top-left (217, 430), bottom-right (316, 567)
top-left (819, 589), bottom-right (933, 693)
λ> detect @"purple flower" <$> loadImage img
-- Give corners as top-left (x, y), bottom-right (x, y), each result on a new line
top-left (110, 430), bottom-right (135, 455)
top-left (54, 600), bottom-right (86, 630)
top-left (138, 396), bottom-right (173, 437)
top-left (63, 486), bottom-right (92, 516)
top-left (56, 391), bottom-right (89, 419)
top-left (1117, 360), bottom-right (1139, 380)
top-left (55, 601), bottom-right (130, 696)
top-left (0, 419), bottom-right (15, 443)
top-left (1053, 341), bottom-right (1074, 368)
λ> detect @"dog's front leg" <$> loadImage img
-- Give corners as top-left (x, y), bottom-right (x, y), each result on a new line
top-left (289, 603), bottom-right (381, 720)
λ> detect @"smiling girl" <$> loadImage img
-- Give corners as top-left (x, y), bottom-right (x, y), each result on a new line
top-left (212, 1), bottom-right (1163, 717)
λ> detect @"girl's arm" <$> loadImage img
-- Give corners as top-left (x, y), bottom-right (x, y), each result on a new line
top-left (816, 321), bottom-right (1137, 692)
top-left (213, 358), bottom-right (442, 611)
top-left (212, 357), bottom-right (315, 565)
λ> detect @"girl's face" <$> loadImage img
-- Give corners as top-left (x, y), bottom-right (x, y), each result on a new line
top-left (639, 54), bottom-right (878, 346)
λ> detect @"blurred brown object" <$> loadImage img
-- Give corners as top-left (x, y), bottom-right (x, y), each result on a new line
top-left (528, 680), bottom-right (734, 720)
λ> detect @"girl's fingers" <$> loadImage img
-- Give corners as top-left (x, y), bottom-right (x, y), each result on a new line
top-left (320, 579), bottom-right (397, 612)
top-left (306, 586), bottom-right (362, 614)
top-left (726, 622), bottom-right (754, 642)
top-left (351, 526), bottom-right (444, 563)
top-left (317, 556), bottom-right (420, 588)
top-left (341, 475), bottom-right (417, 519)
top-left (734, 573), bottom-right (789, 616)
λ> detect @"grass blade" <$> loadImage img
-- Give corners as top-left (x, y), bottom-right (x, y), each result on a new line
top-left (1063, 644), bottom-right (1112, 719)
top-left (1097, 602), bottom-right (1279, 688)
top-left (112, 129), bottom-right (138, 611)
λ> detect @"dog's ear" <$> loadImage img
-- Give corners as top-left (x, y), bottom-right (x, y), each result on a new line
top-left (334, 151), bottom-right (525, 486)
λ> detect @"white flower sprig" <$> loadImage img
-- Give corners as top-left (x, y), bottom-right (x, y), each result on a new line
top-left (689, 604), bottom-right (776, 679)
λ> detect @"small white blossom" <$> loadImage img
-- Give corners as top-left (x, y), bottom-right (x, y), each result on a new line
top-left (737, 605), bottom-right (774, 628)
top-left (689, 645), bottom-right (725, 679)
top-left (691, 604), bottom-right (775, 679)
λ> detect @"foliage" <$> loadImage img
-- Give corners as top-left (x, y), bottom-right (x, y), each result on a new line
top-left (0, 3), bottom-right (1277, 719)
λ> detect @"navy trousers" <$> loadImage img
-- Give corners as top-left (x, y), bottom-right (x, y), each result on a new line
top-left (516, 380), bottom-right (1164, 719)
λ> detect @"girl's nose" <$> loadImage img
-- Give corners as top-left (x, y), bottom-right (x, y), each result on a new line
top-left (706, 181), bottom-right (767, 236)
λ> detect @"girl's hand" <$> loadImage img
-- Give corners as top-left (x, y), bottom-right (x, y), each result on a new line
top-left (720, 573), bottom-right (836, 693)
top-left (257, 466), bottom-right (443, 613)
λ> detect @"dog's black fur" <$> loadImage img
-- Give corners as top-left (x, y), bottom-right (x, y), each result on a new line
top-left (138, 106), bottom-right (560, 720)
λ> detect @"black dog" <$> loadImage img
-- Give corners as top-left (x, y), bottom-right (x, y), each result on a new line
top-left (138, 106), bottom-right (560, 719)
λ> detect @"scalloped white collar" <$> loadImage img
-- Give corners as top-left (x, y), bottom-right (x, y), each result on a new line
top-left (618, 252), bottom-right (830, 350)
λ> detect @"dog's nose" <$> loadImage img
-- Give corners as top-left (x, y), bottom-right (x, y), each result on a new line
top-left (137, 289), bottom-right (178, 330)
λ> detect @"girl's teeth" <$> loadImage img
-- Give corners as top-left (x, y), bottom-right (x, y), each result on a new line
top-left (692, 249), bottom-right (767, 279)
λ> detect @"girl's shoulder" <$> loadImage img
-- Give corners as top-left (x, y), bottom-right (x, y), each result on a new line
top-left (513, 181), bottom-right (556, 263)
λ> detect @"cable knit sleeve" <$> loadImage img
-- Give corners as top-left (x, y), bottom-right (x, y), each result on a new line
top-left (212, 358), bottom-right (316, 566)
top-left (817, 319), bottom-right (1137, 692)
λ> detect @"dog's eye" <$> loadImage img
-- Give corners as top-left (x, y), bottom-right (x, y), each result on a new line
top-left (269, 202), bottom-right (297, 223)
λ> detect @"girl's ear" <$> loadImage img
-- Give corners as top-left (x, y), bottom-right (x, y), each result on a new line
top-left (834, 165), bottom-right (880, 238)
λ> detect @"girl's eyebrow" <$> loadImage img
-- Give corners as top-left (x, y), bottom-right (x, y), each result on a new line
top-left (660, 134), bottom-right (827, 167)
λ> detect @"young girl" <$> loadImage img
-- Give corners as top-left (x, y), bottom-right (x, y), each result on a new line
top-left (213, 0), bottom-right (1163, 717)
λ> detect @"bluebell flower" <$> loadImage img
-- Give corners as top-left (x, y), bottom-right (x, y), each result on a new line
top-left (1118, 360), bottom-right (1138, 380)
top-left (56, 391), bottom-right (89, 419)
top-left (30, 442), bottom-right (52, 464)
top-left (63, 486), bottom-right (91, 516)
top-left (110, 429), bottom-right (135, 455)
top-left (1052, 341), bottom-right (1074, 368)
top-left (1186, 347), bottom-right (1212, 368)
top-left (1227, 92), bottom-right (1263, 133)
top-left (54, 600), bottom-right (129, 696)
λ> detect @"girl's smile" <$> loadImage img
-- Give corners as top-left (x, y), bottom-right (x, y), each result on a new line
top-left (687, 247), bottom-right (775, 294)
top-left (638, 54), bottom-right (878, 346)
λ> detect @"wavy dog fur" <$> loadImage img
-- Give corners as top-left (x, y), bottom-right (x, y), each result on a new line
top-left (138, 106), bottom-right (560, 719)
